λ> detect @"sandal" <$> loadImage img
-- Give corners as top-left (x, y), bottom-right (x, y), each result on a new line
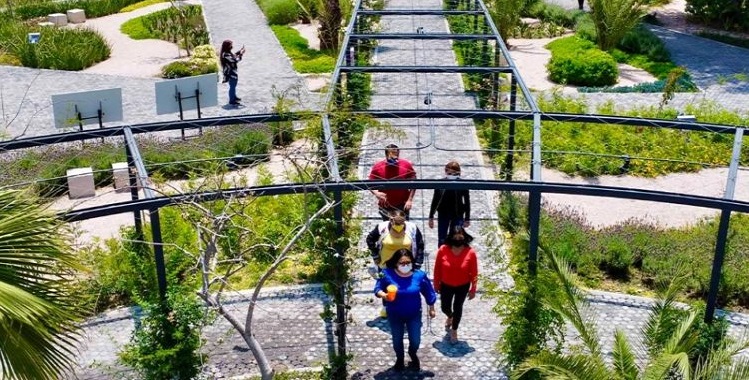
top-left (444, 317), bottom-right (452, 330)
top-left (450, 329), bottom-right (458, 344)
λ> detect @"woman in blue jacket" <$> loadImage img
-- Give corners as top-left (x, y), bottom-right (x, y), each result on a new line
top-left (374, 249), bottom-right (437, 372)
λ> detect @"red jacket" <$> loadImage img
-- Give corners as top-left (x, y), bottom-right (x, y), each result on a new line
top-left (433, 245), bottom-right (478, 293)
top-left (368, 159), bottom-right (416, 207)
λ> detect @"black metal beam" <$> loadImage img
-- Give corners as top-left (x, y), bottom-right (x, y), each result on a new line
top-left (357, 9), bottom-right (484, 15)
top-left (348, 110), bottom-right (741, 134)
top-left (0, 113), bottom-right (303, 151)
top-left (339, 66), bottom-right (513, 73)
top-left (61, 180), bottom-right (749, 222)
top-left (348, 33), bottom-right (495, 40)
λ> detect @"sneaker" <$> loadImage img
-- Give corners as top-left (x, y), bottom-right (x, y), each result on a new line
top-left (235, 97), bottom-right (242, 101)
top-left (379, 307), bottom-right (387, 318)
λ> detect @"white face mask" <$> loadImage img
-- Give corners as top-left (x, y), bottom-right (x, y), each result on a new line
top-left (398, 264), bottom-right (412, 274)
top-left (446, 174), bottom-right (460, 180)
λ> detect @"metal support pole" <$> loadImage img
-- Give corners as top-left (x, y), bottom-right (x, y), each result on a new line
top-left (705, 127), bottom-right (744, 323)
top-left (531, 112), bottom-right (542, 182)
top-left (149, 208), bottom-right (168, 301)
top-left (705, 210), bottom-right (731, 323)
top-left (333, 190), bottom-right (347, 378)
top-left (125, 142), bottom-right (143, 237)
top-left (503, 76), bottom-right (518, 180)
top-left (528, 190), bottom-right (541, 276)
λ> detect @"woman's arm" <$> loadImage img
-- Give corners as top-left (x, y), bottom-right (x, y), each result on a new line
top-left (365, 225), bottom-right (382, 265)
top-left (420, 272), bottom-right (438, 306)
top-left (413, 227), bottom-right (425, 269)
top-left (432, 248), bottom-right (443, 292)
top-left (469, 248), bottom-right (478, 294)
top-left (463, 189), bottom-right (471, 222)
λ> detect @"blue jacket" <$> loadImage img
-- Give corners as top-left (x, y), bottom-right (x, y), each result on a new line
top-left (375, 268), bottom-right (437, 318)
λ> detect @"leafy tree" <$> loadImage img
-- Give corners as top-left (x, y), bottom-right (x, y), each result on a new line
top-left (513, 252), bottom-right (749, 380)
top-left (0, 189), bottom-right (82, 379)
top-left (588, 0), bottom-right (647, 51)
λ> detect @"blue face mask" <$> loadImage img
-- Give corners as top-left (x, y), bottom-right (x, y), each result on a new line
top-left (387, 157), bottom-right (398, 166)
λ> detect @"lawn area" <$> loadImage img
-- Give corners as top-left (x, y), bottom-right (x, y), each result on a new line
top-left (271, 25), bottom-right (335, 73)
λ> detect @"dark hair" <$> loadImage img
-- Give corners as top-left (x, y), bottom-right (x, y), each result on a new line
top-left (444, 225), bottom-right (473, 246)
top-left (384, 143), bottom-right (399, 156)
top-left (385, 249), bottom-right (415, 269)
top-left (220, 40), bottom-right (233, 65)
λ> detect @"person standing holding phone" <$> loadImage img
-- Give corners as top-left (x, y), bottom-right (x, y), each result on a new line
top-left (220, 39), bottom-right (245, 106)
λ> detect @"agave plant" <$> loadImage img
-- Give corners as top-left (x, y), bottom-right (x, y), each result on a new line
top-left (512, 252), bottom-right (749, 380)
top-left (0, 189), bottom-right (82, 379)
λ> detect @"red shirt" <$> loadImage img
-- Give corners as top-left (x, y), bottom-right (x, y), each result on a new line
top-left (433, 245), bottom-right (478, 293)
top-left (368, 159), bottom-right (416, 207)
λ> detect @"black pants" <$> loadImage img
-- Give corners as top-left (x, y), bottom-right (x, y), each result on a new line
top-left (378, 205), bottom-right (411, 221)
top-left (440, 282), bottom-right (470, 330)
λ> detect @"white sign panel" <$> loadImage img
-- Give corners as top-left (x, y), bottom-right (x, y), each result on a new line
top-left (155, 73), bottom-right (219, 115)
top-left (51, 88), bottom-right (123, 129)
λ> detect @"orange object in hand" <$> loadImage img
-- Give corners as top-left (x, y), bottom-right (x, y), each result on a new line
top-left (385, 285), bottom-right (397, 301)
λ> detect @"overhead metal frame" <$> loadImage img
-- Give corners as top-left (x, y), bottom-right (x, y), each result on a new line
top-left (0, 0), bottom-right (741, 338)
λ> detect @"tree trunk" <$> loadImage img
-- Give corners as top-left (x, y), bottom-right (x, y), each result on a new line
top-left (319, 0), bottom-right (341, 51)
top-left (242, 332), bottom-right (275, 380)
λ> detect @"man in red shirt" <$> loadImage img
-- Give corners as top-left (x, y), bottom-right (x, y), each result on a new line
top-left (369, 144), bottom-right (417, 220)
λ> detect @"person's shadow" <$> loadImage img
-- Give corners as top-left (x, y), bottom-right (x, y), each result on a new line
top-left (365, 317), bottom-right (391, 333)
top-left (431, 334), bottom-right (476, 358)
top-left (351, 368), bottom-right (436, 379)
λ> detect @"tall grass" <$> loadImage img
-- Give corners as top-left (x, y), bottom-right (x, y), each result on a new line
top-left (0, 20), bottom-right (110, 70)
top-left (5, 0), bottom-right (145, 20)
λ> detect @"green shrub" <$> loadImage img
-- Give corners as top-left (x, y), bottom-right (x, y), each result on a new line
top-left (9, 0), bottom-right (144, 20)
top-left (546, 36), bottom-right (618, 87)
top-left (686, 0), bottom-right (749, 32)
top-left (574, 14), bottom-right (597, 42)
top-left (526, 2), bottom-right (584, 28)
top-left (162, 44), bottom-right (218, 78)
top-left (0, 51), bottom-right (21, 66)
top-left (0, 127), bottom-right (271, 198)
top-left (618, 24), bottom-right (670, 62)
top-left (498, 197), bottom-right (749, 310)
top-left (0, 20), bottom-right (110, 70)
top-left (121, 0), bottom-right (167, 12)
top-left (122, 5), bottom-right (209, 50)
top-left (260, 0), bottom-right (300, 25)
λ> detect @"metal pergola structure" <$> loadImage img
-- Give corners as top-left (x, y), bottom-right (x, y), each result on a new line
top-left (0, 0), bottom-right (747, 375)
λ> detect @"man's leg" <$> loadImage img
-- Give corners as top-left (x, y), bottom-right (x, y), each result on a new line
top-left (578, 0), bottom-right (584, 10)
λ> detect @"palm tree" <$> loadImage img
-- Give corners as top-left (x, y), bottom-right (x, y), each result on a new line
top-left (0, 189), bottom-right (82, 379)
top-left (512, 252), bottom-right (749, 380)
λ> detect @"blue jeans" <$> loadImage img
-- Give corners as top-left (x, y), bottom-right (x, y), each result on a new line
top-left (388, 313), bottom-right (422, 360)
top-left (228, 77), bottom-right (238, 103)
top-left (437, 216), bottom-right (464, 247)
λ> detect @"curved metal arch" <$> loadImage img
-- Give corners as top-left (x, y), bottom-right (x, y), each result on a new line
top-left (62, 179), bottom-right (749, 222)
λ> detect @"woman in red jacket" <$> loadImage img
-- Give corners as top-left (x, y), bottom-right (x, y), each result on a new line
top-left (433, 225), bottom-right (478, 343)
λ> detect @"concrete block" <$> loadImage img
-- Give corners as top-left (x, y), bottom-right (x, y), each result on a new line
top-left (112, 162), bottom-right (130, 193)
top-left (66, 9), bottom-right (86, 24)
top-left (48, 13), bottom-right (68, 27)
top-left (37, 22), bottom-right (55, 28)
top-left (67, 167), bottom-right (95, 199)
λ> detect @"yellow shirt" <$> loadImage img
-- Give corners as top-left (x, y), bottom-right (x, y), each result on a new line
top-left (379, 233), bottom-right (412, 268)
